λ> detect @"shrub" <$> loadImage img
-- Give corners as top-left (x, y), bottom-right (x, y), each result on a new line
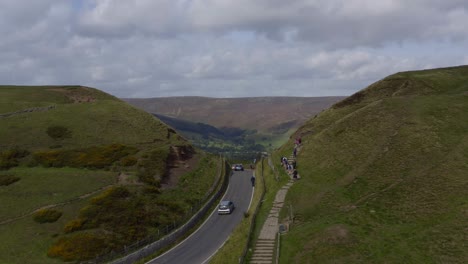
top-left (33, 150), bottom-right (62, 167)
top-left (80, 186), bottom-right (132, 225)
top-left (33, 209), bottom-right (63, 223)
top-left (143, 186), bottom-right (161, 195)
top-left (58, 187), bottom-right (152, 253)
top-left (136, 147), bottom-right (169, 185)
top-left (47, 232), bottom-right (109, 261)
top-left (120, 156), bottom-right (137, 167)
top-left (0, 174), bottom-right (20, 186)
top-left (46, 126), bottom-right (71, 140)
top-left (0, 148), bottom-right (29, 170)
top-left (0, 157), bottom-right (18, 170)
top-left (64, 218), bottom-right (87, 233)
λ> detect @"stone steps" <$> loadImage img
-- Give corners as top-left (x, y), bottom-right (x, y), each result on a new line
top-left (249, 152), bottom-right (297, 263)
top-left (250, 239), bottom-right (275, 264)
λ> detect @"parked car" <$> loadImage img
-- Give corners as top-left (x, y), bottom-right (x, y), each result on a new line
top-left (218, 200), bottom-right (235, 214)
top-left (232, 164), bottom-right (244, 171)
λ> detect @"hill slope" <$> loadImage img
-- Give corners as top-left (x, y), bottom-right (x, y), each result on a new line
top-left (0, 86), bottom-right (219, 263)
top-left (276, 66), bottom-right (468, 263)
top-left (154, 113), bottom-right (265, 155)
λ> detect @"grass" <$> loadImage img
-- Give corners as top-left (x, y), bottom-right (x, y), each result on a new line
top-left (273, 65), bottom-right (468, 263)
top-left (251, 129), bottom-right (297, 150)
top-left (0, 86), bottom-right (213, 262)
top-left (0, 198), bottom-right (90, 264)
top-left (0, 167), bottom-right (116, 222)
top-left (0, 100), bottom-right (172, 150)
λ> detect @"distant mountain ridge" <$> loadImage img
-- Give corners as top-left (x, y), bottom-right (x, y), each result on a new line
top-left (124, 96), bottom-right (345, 134)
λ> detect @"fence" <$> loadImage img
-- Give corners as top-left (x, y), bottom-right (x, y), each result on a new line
top-left (84, 157), bottom-right (231, 264)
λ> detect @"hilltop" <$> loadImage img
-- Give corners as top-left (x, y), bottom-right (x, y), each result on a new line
top-left (0, 86), bottom-right (219, 263)
top-left (274, 66), bottom-right (468, 263)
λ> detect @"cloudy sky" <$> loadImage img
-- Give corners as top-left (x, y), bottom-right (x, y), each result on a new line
top-left (1, 0), bottom-right (467, 98)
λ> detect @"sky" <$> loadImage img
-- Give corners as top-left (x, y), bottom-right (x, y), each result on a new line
top-left (1, 0), bottom-right (467, 98)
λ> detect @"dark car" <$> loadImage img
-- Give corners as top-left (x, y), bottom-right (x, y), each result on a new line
top-left (232, 164), bottom-right (244, 171)
top-left (218, 200), bottom-right (235, 214)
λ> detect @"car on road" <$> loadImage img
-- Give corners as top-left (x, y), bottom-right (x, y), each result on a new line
top-left (232, 164), bottom-right (244, 171)
top-left (218, 200), bottom-right (235, 214)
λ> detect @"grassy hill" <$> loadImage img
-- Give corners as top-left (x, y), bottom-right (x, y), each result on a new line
top-left (154, 113), bottom-right (265, 156)
top-left (273, 66), bottom-right (468, 263)
top-left (0, 86), bottom-right (219, 263)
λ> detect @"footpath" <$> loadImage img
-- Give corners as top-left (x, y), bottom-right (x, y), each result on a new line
top-left (250, 141), bottom-right (301, 264)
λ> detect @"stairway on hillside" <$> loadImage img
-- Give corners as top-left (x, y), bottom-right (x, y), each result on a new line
top-left (249, 181), bottom-right (294, 264)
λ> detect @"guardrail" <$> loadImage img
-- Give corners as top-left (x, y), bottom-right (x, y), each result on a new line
top-left (84, 157), bottom-right (231, 264)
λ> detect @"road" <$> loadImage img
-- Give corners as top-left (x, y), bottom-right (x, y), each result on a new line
top-left (146, 170), bottom-right (254, 264)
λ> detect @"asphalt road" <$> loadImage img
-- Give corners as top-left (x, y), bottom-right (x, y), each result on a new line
top-left (146, 170), bottom-right (254, 264)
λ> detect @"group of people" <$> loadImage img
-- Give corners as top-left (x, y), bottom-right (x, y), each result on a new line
top-left (280, 137), bottom-right (301, 180)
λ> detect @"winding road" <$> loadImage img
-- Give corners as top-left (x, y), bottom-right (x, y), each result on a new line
top-left (146, 170), bottom-right (254, 264)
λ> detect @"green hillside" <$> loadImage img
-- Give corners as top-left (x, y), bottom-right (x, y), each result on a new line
top-left (155, 113), bottom-right (265, 156)
top-left (275, 66), bottom-right (468, 263)
top-left (0, 86), bottom-right (219, 263)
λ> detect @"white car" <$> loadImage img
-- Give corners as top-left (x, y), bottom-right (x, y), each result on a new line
top-left (232, 164), bottom-right (244, 171)
top-left (218, 200), bottom-right (235, 214)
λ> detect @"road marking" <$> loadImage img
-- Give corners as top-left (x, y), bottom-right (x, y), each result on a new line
top-left (201, 171), bottom-right (255, 264)
top-left (145, 178), bottom-right (233, 264)
top-left (200, 239), bottom-right (228, 264)
top-left (247, 171), bottom-right (255, 211)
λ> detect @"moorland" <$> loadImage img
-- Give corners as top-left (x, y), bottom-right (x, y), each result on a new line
top-left (270, 65), bottom-right (468, 263)
top-left (0, 86), bottom-right (220, 263)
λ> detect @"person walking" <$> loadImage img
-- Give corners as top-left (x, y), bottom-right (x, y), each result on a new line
top-left (250, 175), bottom-right (256, 187)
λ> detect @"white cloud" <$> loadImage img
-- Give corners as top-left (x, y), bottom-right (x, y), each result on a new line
top-left (0, 1), bottom-right (466, 97)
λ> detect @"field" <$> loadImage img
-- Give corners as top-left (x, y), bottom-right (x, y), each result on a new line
top-left (0, 199), bottom-right (90, 264)
top-left (0, 167), bottom-right (115, 222)
top-left (273, 66), bottom-right (468, 263)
